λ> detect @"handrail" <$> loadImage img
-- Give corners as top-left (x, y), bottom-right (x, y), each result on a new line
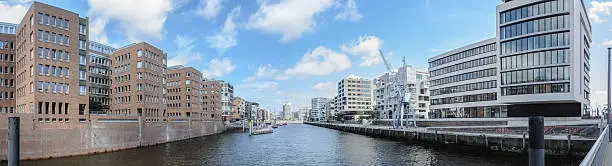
top-left (579, 125), bottom-right (609, 166)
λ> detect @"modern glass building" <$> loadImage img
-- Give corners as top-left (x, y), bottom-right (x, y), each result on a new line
top-left (429, 0), bottom-right (591, 118)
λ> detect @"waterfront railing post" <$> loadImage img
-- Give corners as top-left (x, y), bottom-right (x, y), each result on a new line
top-left (528, 116), bottom-right (544, 166)
top-left (8, 117), bottom-right (20, 166)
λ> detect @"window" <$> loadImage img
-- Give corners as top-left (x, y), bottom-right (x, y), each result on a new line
top-left (30, 82), bottom-right (34, 92)
top-left (58, 67), bottom-right (63, 77)
top-left (58, 83), bottom-right (63, 94)
top-left (65, 67), bottom-right (69, 78)
top-left (79, 40), bottom-right (86, 50)
top-left (66, 84), bottom-right (69, 94)
top-left (79, 24), bottom-right (86, 35)
top-left (138, 84), bottom-right (142, 91)
top-left (45, 82), bottom-right (49, 93)
top-left (51, 66), bottom-right (56, 76)
top-left (58, 18), bottom-right (62, 28)
top-left (138, 72), bottom-right (142, 79)
top-left (38, 13), bottom-right (43, 24)
top-left (38, 81), bottom-right (43, 92)
top-left (45, 14), bottom-right (49, 25)
top-left (38, 47), bottom-right (42, 58)
top-left (45, 31), bottom-right (49, 42)
top-left (58, 50), bottom-right (63, 61)
top-left (186, 80), bottom-right (191, 85)
top-left (51, 83), bottom-right (56, 93)
top-left (58, 35), bottom-right (63, 45)
top-left (51, 49), bottom-right (56, 60)
top-left (38, 64), bottom-right (42, 75)
top-left (65, 52), bottom-right (69, 62)
top-left (137, 61), bottom-right (142, 68)
top-left (79, 86), bottom-right (86, 96)
top-left (44, 65), bottom-right (49, 75)
top-left (64, 20), bottom-right (69, 29)
top-left (79, 70), bottom-right (86, 80)
top-left (37, 30), bottom-right (42, 41)
top-left (79, 55), bottom-right (86, 65)
top-left (51, 16), bottom-right (56, 26)
top-left (138, 50), bottom-right (142, 57)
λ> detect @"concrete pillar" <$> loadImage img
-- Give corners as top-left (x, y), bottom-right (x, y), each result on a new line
top-left (138, 115), bottom-right (142, 146)
top-left (528, 116), bottom-right (544, 166)
top-left (8, 117), bottom-right (19, 166)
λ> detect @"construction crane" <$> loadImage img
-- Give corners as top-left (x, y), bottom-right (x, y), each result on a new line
top-left (378, 50), bottom-right (415, 129)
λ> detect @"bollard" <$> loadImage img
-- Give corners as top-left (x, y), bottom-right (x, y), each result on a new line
top-left (528, 116), bottom-right (544, 166)
top-left (8, 117), bottom-right (20, 166)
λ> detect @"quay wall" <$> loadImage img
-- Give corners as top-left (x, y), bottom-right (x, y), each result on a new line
top-left (306, 122), bottom-right (595, 156)
top-left (0, 114), bottom-right (226, 160)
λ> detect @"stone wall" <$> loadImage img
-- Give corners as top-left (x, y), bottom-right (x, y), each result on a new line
top-left (0, 114), bottom-right (226, 160)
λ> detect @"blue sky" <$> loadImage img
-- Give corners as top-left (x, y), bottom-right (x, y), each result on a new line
top-left (1, 0), bottom-right (612, 112)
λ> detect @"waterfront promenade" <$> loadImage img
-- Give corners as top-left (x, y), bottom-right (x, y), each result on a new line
top-left (306, 122), bottom-right (596, 156)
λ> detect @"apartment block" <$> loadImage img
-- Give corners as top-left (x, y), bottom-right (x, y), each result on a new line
top-left (15, 2), bottom-right (90, 123)
top-left (428, 0), bottom-right (591, 118)
top-left (88, 41), bottom-right (115, 114)
top-left (219, 81), bottom-right (234, 120)
top-left (110, 42), bottom-right (167, 121)
top-left (201, 78), bottom-right (222, 121)
top-left (167, 65), bottom-right (202, 119)
top-left (335, 75), bottom-right (374, 120)
top-left (310, 97), bottom-right (329, 121)
top-left (245, 101), bottom-right (259, 120)
top-left (232, 96), bottom-right (245, 121)
top-left (282, 102), bottom-right (291, 120)
top-left (0, 22), bottom-right (16, 114)
top-left (375, 65), bottom-right (431, 119)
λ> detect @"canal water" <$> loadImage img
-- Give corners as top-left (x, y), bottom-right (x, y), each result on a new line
top-left (17, 124), bottom-right (581, 166)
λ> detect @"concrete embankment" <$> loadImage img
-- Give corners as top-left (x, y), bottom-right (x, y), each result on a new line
top-left (0, 114), bottom-right (226, 161)
top-left (306, 122), bottom-right (595, 156)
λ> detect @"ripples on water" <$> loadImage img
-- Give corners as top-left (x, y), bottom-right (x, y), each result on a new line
top-left (16, 124), bottom-right (581, 166)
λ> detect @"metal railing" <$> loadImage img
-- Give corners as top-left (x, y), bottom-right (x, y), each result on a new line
top-left (579, 125), bottom-right (609, 166)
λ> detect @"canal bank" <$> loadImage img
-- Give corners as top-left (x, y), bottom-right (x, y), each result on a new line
top-left (0, 114), bottom-right (226, 161)
top-left (11, 124), bottom-right (582, 165)
top-left (306, 122), bottom-right (595, 156)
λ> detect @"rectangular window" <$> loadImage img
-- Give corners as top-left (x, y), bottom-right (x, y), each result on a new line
top-left (38, 30), bottom-right (42, 41)
top-left (51, 83), bottom-right (56, 93)
top-left (64, 35), bottom-right (69, 45)
top-left (66, 84), bottom-right (69, 94)
top-left (64, 20), bottom-right (69, 29)
top-left (79, 86), bottom-right (86, 96)
top-left (44, 65), bottom-right (49, 75)
top-left (58, 35), bottom-right (63, 45)
top-left (45, 14), bottom-right (49, 25)
top-left (58, 50), bottom-right (63, 61)
top-left (58, 67), bottom-right (63, 77)
top-left (79, 40), bottom-right (86, 50)
top-left (38, 81), bottom-right (43, 92)
top-left (45, 48), bottom-right (49, 59)
top-left (65, 67), bottom-right (69, 78)
top-left (51, 66), bottom-right (56, 76)
top-left (38, 47), bottom-right (42, 58)
top-left (38, 64), bottom-right (42, 75)
top-left (58, 18), bottom-right (62, 28)
top-left (137, 61), bottom-right (142, 68)
top-left (58, 83), bottom-right (63, 93)
top-left (38, 13), bottom-right (43, 24)
top-left (51, 49), bottom-right (56, 60)
top-left (79, 70), bottom-right (86, 80)
top-left (79, 24), bottom-right (86, 35)
top-left (79, 55), bottom-right (86, 65)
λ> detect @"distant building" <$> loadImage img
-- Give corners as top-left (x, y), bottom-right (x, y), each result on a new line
top-left (245, 101), bottom-right (259, 120)
top-left (282, 102), bottom-right (291, 120)
top-left (374, 65), bottom-right (430, 119)
top-left (310, 97), bottom-right (329, 121)
top-left (0, 22), bottom-right (16, 114)
top-left (232, 96), bottom-right (246, 121)
top-left (334, 75), bottom-right (374, 120)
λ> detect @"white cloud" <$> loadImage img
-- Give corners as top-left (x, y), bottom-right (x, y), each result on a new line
top-left (286, 46), bottom-right (351, 76)
top-left (603, 39), bottom-right (612, 47)
top-left (247, 0), bottom-right (335, 42)
top-left (312, 81), bottom-right (337, 96)
top-left (240, 81), bottom-right (279, 90)
top-left (196, 0), bottom-right (223, 20)
top-left (341, 35), bottom-right (384, 67)
top-left (168, 35), bottom-right (204, 67)
top-left (0, 1), bottom-right (29, 24)
top-left (206, 6), bottom-right (240, 53)
top-left (589, 1), bottom-right (612, 24)
top-left (87, 0), bottom-right (173, 42)
top-left (243, 64), bottom-right (283, 82)
top-left (334, 0), bottom-right (361, 22)
top-left (202, 57), bottom-right (236, 78)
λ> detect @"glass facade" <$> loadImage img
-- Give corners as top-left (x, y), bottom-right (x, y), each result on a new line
top-left (500, 0), bottom-right (570, 24)
top-left (501, 14), bottom-right (570, 39)
top-left (501, 49), bottom-right (569, 70)
top-left (501, 66), bottom-right (569, 85)
top-left (501, 32), bottom-right (570, 55)
top-left (431, 81), bottom-right (496, 96)
top-left (430, 106), bottom-right (508, 119)
top-left (431, 68), bottom-right (496, 86)
top-left (430, 55), bottom-right (496, 77)
top-left (429, 43), bottom-right (496, 68)
top-left (431, 92), bottom-right (497, 105)
top-left (501, 83), bottom-right (570, 96)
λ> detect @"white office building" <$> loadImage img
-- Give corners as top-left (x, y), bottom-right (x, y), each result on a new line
top-left (429, 0), bottom-right (591, 118)
top-left (334, 74), bottom-right (374, 120)
top-left (375, 65), bottom-right (431, 119)
top-left (311, 97), bottom-right (329, 121)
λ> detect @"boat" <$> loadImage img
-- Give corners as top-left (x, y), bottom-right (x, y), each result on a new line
top-left (249, 127), bottom-right (273, 136)
top-left (272, 124), bottom-right (279, 128)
